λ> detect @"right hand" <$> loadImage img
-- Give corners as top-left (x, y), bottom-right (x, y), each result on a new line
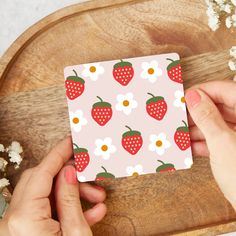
top-left (185, 80), bottom-right (236, 210)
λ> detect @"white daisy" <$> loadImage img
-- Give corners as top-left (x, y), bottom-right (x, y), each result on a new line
top-left (77, 174), bottom-right (86, 182)
top-left (173, 90), bottom-right (186, 111)
top-left (140, 60), bottom-right (163, 83)
top-left (0, 158), bottom-right (8, 172)
top-left (82, 63), bottom-right (104, 81)
top-left (184, 157), bottom-right (193, 168)
top-left (115, 92), bottom-right (138, 115)
top-left (126, 164), bottom-right (144, 177)
top-left (69, 110), bottom-right (87, 133)
top-left (148, 133), bottom-right (171, 156)
top-left (226, 16), bottom-right (232, 28)
top-left (94, 137), bottom-right (116, 160)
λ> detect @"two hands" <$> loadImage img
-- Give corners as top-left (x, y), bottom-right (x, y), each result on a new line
top-left (0, 80), bottom-right (236, 235)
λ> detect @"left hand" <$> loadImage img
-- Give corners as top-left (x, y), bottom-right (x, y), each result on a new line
top-left (0, 136), bottom-right (107, 236)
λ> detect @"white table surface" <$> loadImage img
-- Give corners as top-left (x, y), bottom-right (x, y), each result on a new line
top-left (0, 0), bottom-right (88, 56)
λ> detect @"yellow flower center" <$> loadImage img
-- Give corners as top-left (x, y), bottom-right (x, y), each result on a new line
top-left (72, 117), bottom-right (80, 124)
top-left (155, 140), bottom-right (163, 147)
top-left (123, 100), bottom-right (130, 107)
top-left (89, 66), bottom-right (96, 73)
top-left (132, 172), bottom-right (139, 177)
top-left (181, 96), bottom-right (185, 103)
top-left (148, 68), bottom-right (155, 75)
top-left (101, 145), bottom-right (108, 152)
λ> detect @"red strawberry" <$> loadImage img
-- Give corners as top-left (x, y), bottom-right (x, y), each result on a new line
top-left (91, 96), bottom-right (112, 126)
top-left (174, 120), bottom-right (191, 151)
top-left (73, 143), bottom-right (90, 172)
top-left (65, 69), bottom-right (85, 100)
top-left (122, 126), bottom-right (143, 155)
top-left (166, 58), bottom-right (183, 84)
top-left (146, 93), bottom-right (167, 121)
top-left (113, 60), bottom-right (134, 86)
top-left (156, 160), bottom-right (176, 173)
top-left (95, 166), bottom-right (115, 181)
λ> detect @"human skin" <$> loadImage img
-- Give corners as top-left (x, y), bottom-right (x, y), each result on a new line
top-left (186, 80), bottom-right (236, 210)
top-left (0, 80), bottom-right (236, 235)
top-left (0, 136), bottom-right (107, 236)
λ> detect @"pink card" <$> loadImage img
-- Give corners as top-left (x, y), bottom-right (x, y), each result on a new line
top-left (64, 53), bottom-right (193, 182)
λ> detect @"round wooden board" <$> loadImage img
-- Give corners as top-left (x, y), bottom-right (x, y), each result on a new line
top-left (1, 0), bottom-right (236, 235)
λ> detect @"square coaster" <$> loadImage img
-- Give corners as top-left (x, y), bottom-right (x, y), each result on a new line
top-left (64, 53), bottom-right (193, 182)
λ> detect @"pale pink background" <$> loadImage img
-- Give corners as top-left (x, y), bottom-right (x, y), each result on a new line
top-left (64, 53), bottom-right (193, 181)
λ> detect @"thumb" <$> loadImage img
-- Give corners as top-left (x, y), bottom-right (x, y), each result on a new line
top-left (55, 165), bottom-right (92, 236)
top-left (185, 89), bottom-right (230, 146)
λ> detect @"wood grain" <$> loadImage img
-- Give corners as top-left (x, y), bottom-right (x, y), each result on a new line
top-left (1, 50), bottom-right (236, 235)
top-left (1, 0), bottom-right (236, 235)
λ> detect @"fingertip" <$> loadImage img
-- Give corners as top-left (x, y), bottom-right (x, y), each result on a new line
top-left (80, 183), bottom-right (106, 203)
top-left (84, 202), bottom-right (107, 226)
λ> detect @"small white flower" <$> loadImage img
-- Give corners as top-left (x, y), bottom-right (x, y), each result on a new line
top-left (148, 133), bottom-right (171, 156)
top-left (0, 158), bottom-right (8, 172)
top-left (82, 63), bottom-right (104, 81)
top-left (140, 60), bottom-right (163, 83)
top-left (228, 60), bottom-right (236, 71)
top-left (7, 141), bottom-right (23, 154)
top-left (0, 178), bottom-right (10, 189)
top-left (115, 92), bottom-right (138, 115)
top-left (223, 4), bottom-right (232, 14)
top-left (8, 151), bottom-right (22, 165)
top-left (77, 174), bottom-right (86, 182)
top-left (69, 110), bottom-right (87, 133)
top-left (208, 14), bottom-right (220, 31)
top-left (126, 164), bottom-right (144, 177)
top-left (0, 144), bottom-right (4, 152)
top-left (173, 90), bottom-right (186, 111)
top-left (94, 137), bottom-right (116, 160)
top-left (184, 157), bottom-right (193, 168)
top-left (230, 46), bottom-right (236, 58)
top-left (226, 16), bottom-right (232, 28)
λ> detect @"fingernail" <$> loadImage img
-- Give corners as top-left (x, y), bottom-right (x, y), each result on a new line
top-left (185, 90), bottom-right (201, 108)
top-left (64, 165), bottom-right (77, 184)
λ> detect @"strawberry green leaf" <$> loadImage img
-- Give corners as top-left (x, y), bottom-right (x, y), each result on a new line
top-left (176, 120), bottom-right (189, 132)
top-left (66, 76), bottom-right (85, 84)
top-left (114, 60), bottom-right (132, 69)
top-left (122, 130), bottom-right (141, 137)
top-left (156, 160), bottom-right (175, 172)
top-left (146, 96), bottom-right (164, 105)
top-left (73, 143), bottom-right (88, 154)
top-left (167, 59), bottom-right (181, 71)
top-left (93, 101), bottom-right (111, 108)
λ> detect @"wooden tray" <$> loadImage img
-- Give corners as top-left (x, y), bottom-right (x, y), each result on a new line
top-left (0, 0), bottom-right (236, 235)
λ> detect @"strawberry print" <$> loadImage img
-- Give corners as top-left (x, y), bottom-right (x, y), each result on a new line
top-left (95, 166), bottom-right (115, 181)
top-left (174, 120), bottom-right (191, 151)
top-left (65, 70), bottom-right (85, 100)
top-left (113, 59), bottom-right (134, 86)
top-left (166, 58), bottom-right (183, 84)
top-left (146, 93), bottom-right (167, 121)
top-left (73, 143), bottom-right (90, 172)
top-left (122, 126), bottom-right (143, 155)
top-left (156, 160), bottom-right (176, 173)
top-left (91, 96), bottom-right (112, 126)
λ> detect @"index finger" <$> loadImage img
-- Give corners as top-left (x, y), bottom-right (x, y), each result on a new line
top-left (24, 136), bottom-right (73, 200)
top-left (192, 80), bottom-right (236, 108)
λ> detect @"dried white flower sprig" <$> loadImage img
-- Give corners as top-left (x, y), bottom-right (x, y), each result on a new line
top-left (205, 1), bottom-right (236, 79)
top-left (0, 141), bottom-right (23, 190)
top-left (206, 0), bottom-right (236, 31)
